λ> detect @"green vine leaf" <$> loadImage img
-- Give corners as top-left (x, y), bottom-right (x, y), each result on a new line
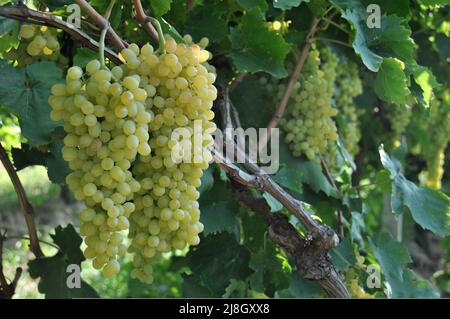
top-left (0, 61), bottom-right (63, 146)
top-left (199, 180), bottom-right (240, 237)
top-left (148, 0), bottom-right (172, 17)
top-left (273, 0), bottom-right (308, 10)
top-left (229, 8), bottom-right (290, 78)
top-left (237, 0), bottom-right (268, 12)
top-left (374, 58), bottom-right (409, 105)
top-left (370, 232), bottom-right (439, 298)
top-left (185, 233), bottom-right (252, 296)
top-left (380, 148), bottom-right (450, 237)
top-left (28, 225), bottom-right (99, 299)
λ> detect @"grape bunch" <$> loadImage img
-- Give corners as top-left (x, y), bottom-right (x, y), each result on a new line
top-left (384, 103), bottom-right (412, 151)
top-left (423, 91), bottom-right (450, 189)
top-left (4, 24), bottom-right (67, 67)
top-left (278, 47), bottom-right (339, 161)
top-left (334, 62), bottom-right (363, 156)
top-left (49, 35), bottom-right (217, 282)
top-left (49, 60), bottom-right (154, 277)
top-left (121, 38), bottom-right (216, 283)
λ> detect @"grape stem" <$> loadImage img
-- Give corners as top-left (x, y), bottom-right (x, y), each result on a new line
top-left (75, 0), bottom-right (127, 50)
top-left (99, 24), bottom-right (109, 68)
top-left (150, 17), bottom-right (165, 54)
top-left (103, 0), bottom-right (116, 20)
top-left (132, 0), bottom-right (159, 44)
top-left (0, 232), bottom-right (23, 299)
top-left (0, 142), bottom-right (43, 258)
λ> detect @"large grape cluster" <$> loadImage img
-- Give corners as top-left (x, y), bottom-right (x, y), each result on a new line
top-left (334, 62), bottom-right (363, 156)
top-left (278, 47), bottom-right (339, 161)
top-left (424, 91), bottom-right (450, 189)
top-left (49, 35), bottom-right (216, 282)
top-left (4, 24), bottom-right (67, 67)
top-left (49, 59), bottom-right (153, 277)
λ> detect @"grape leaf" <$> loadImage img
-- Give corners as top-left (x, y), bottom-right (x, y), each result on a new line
top-left (435, 33), bottom-right (450, 62)
top-left (184, 3), bottom-right (228, 43)
top-left (370, 232), bottom-right (439, 298)
top-left (237, 0), bottom-right (268, 12)
top-left (276, 272), bottom-right (323, 298)
top-left (46, 141), bottom-right (71, 184)
top-left (157, 17), bottom-right (184, 43)
top-left (380, 148), bottom-right (450, 237)
top-left (389, 269), bottom-right (440, 298)
top-left (0, 16), bottom-right (17, 36)
top-left (273, 0), bottom-right (308, 10)
top-left (11, 144), bottom-right (47, 170)
top-left (229, 8), bottom-right (290, 78)
top-left (370, 232), bottom-right (412, 282)
top-left (409, 64), bottom-right (440, 108)
top-left (185, 233), bottom-right (252, 296)
top-left (273, 166), bottom-right (302, 193)
top-left (330, 238), bottom-right (356, 272)
top-left (331, 1), bottom-right (415, 72)
top-left (249, 247), bottom-right (289, 296)
top-left (263, 192), bottom-right (283, 212)
top-left (362, 0), bottom-right (410, 17)
top-left (374, 58), bottom-right (409, 105)
top-left (230, 75), bottom-right (275, 129)
top-left (28, 225), bottom-right (99, 299)
top-left (182, 274), bottom-right (213, 297)
top-left (242, 211), bottom-right (269, 253)
top-left (0, 61), bottom-right (63, 146)
top-left (199, 180), bottom-right (240, 237)
top-left (148, 0), bottom-right (172, 17)
top-left (279, 140), bottom-right (338, 197)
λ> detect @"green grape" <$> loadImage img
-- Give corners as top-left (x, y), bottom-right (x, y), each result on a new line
top-left (274, 47), bottom-right (339, 162)
top-left (6, 24), bottom-right (66, 67)
top-left (334, 61), bottom-right (363, 156)
top-left (423, 91), bottom-right (450, 189)
top-left (384, 103), bottom-right (412, 150)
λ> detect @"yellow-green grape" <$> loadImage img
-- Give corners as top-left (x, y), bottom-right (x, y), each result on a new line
top-left (119, 36), bottom-right (216, 284)
top-left (49, 60), bottom-right (153, 276)
top-left (334, 62), bottom-right (363, 156)
top-left (5, 24), bottom-right (66, 67)
top-left (278, 47), bottom-right (339, 162)
top-left (345, 269), bottom-right (374, 298)
top-left (267, 20), bottom-right (291, 34)
top-left (384, 103), bottom-right (412, 150)
top-left (423, 91), bottom-right (450, 189)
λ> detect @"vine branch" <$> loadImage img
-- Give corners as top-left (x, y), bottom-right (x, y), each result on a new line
top-left (0, 4), bottom-right (122, 64)
top-left (258, 17), bottom-right (320, 152)
top-left (0, 143), bottom-right (43, 258)
top-left (132, 0), bottom-right (159, 44)
top-left (212, 93), bottom-right (349, 298)
top-left (74, 0), bottom-right (126, 51)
